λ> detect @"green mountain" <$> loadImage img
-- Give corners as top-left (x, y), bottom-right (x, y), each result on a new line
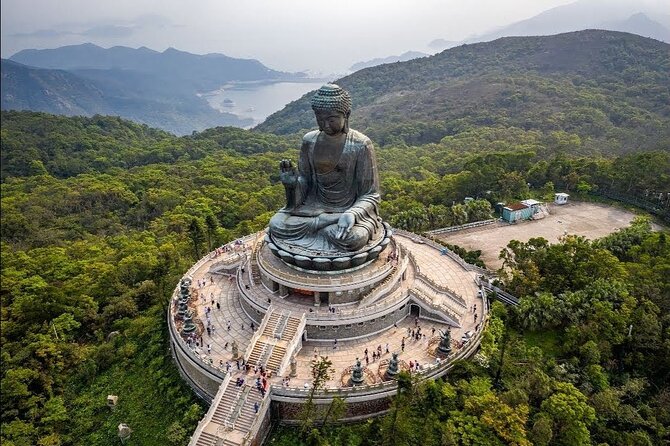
top-left (256, 30), bottom-right (670, 155)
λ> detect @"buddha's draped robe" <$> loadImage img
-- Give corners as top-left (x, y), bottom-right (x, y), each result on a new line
top-left (269, 129), bottom-right (382, 253)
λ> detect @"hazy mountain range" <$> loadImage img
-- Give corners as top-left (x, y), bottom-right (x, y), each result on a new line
top-left (353, 1), bottom-right (669, 70)
top-left (1, 43), bottom-right (304, 134)
top-left (450, 0), bottom-right (670, 47)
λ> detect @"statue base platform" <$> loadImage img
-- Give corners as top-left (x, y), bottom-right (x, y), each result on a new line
top-left (266, 222), bottom-right (392, 272)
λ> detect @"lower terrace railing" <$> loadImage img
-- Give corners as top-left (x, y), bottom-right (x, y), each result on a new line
top-left (425, 219), bottom-right (497, 235)
top-left (168, 287), bottom-right (228, 380)
top-left (482, 281), bottom-right (519, 306)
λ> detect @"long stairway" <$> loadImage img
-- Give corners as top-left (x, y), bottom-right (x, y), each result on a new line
top-left (190, 376), bottom-right (268, 446)
top-left (189, 309), bottom-right (305, 446)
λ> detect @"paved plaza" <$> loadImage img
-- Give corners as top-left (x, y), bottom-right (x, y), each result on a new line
top-left (177, 232), bottom-right (484, 389)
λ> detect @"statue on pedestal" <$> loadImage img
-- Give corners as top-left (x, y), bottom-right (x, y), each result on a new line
top-left (267, 84), bottom-right (390, 270)
top-left (231, 340), bottom-right (239, 359)
top-left (290, 356), bottom-right (297, 377)
top-left (437, 328), bottom-right (452, 356)
top-left (181, 309), bottom-right (196, 335)
top-left (385, 352), bottom-right (400, 379)
top-left (351, 358), bottom-right (365, 385)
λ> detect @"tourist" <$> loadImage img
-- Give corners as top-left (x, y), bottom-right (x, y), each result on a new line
top-left (333, 339), bottom-right (338, 349)
top-left (207, 344), bottom-right (211, 354)
top-left (254, 401), bottom-right (259, 414)
top-left (385, 343), bottom-right (389, 354)
top-left (216, 302), bottom-right (220, 310)
top-left (431, 327), bottom-right (435, 336)
top-left (236, 359), bottom-right (240, 370)
top-left (474, 313), bottom-right (478, 322)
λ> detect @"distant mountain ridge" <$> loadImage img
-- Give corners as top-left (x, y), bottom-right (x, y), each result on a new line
top-left (349, 51), bottom-right (429, 72)
top-left (3, 43), bottom-right (306, 134)
top-left (10, 42), bottom-right (303, 93)
top-left (256, 30), bottom-right (670, 155)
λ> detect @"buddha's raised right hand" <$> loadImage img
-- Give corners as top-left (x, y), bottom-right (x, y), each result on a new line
top-left (279, 159), bottom-right (298, 186)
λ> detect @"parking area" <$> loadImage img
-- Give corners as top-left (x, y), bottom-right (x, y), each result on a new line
top-left (436, 202), bottom-right (650, 270)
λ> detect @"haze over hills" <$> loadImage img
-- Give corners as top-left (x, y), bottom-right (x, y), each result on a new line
top-left (453, 0), bottom-right (670, 44)
top-left (2, 43), bottom-right (306, 134)
top-left (256, 30), bottom-right (670, 155)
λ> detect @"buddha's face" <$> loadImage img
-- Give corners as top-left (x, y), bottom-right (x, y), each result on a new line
top-left (315, 110), bottom-right (347, 135)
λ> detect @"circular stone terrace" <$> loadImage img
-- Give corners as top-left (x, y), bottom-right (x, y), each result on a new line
top-left (169, 230), bottom-right (487, 445)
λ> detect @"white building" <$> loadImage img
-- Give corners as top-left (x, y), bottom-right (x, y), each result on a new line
top-left (554, 193), bottom-right (569, 205)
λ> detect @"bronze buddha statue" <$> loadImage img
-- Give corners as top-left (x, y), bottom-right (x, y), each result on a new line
top-left (268, 84), bottom-right (385, 260)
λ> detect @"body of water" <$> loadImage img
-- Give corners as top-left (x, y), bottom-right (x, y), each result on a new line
top-left (203, 80), bottom-right (325, 128)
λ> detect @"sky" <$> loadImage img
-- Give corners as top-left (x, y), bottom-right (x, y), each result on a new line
top-left (0, 0), bottom-right (663, 74)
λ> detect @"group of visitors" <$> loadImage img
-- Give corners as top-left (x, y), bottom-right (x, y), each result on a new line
top-left (362, 344), bottom-right (391, 365)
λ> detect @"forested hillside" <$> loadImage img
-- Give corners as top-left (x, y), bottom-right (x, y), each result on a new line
top-left (1, 111), bottom-right (668, 445)
top-left (257, 30), bottom-right (670, 154)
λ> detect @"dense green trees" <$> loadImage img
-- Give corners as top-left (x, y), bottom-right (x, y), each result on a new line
top-left (2, 110), bottom-right (668, 445)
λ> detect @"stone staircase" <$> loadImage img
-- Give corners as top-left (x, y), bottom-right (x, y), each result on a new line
top-left (190, 375), bottom-right (267, 446)
top-left (246, 310), bottom-right (303, 375)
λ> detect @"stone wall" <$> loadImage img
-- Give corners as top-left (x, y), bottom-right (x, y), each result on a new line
top-left (272, 394), bottom-right (393, 423)
top-left (249, 404), bottom-right (273, 446)
top-left (240, 295), bottom-right (265, 325)
top-left (170, 337), bottom-right (222, 401)
top-left (305, 304), bottom-right (409, 341)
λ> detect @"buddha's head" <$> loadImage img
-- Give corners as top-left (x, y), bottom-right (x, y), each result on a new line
top-left (311, 84), bottom-right (351, 135)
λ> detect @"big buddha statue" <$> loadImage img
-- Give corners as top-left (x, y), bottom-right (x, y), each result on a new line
top-left (267, 84), bottom-right (389, 269)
